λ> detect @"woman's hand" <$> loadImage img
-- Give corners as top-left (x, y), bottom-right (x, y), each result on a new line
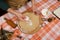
top-left (7, 8), bottom-right (26, 21)
top-left (16, 13), bottom-right (26, 21)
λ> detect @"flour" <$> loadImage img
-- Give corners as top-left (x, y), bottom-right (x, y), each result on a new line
top-left (25, 16), bottom-right (32, 26)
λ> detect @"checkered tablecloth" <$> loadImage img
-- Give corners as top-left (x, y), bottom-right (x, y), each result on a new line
top-left (0, 0), bottom-right (60, 40)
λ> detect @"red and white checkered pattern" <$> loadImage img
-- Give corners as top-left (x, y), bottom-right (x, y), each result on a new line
top-left (0, 0), bottom-right (60, 40)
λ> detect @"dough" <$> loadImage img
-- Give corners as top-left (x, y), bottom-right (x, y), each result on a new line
top-left (18, 12), bottom-right (42, 34)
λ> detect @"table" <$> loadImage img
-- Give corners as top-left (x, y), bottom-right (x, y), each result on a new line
top-left (0, 0), bottom-right (60, 40)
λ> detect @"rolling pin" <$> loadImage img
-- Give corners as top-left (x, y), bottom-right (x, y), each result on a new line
top-left (4, 18), bottom-right (17, 28)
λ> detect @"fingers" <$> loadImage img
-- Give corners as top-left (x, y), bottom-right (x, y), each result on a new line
top-left (16, 14), bottom-right (26, 21)
top-left (19, 17), bottom-right (26, 22)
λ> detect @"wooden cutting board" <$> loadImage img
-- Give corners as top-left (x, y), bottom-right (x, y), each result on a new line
top-left (18, 12), bottom-right (43, 34)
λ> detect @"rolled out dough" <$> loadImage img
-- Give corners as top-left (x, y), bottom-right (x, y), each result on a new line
top-left (18, 12), bottom-right (42, 34)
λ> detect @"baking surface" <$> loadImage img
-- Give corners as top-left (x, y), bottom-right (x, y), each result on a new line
top-left (0, 0), bottom-right (60, 40)
top-left (18, 12), bottom-right (40, 34)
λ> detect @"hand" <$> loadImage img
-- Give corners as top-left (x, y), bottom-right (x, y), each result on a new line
top-left (7, 8), bottom-right (26, 21)
top-left (16, 13), bottom-right (26, 21)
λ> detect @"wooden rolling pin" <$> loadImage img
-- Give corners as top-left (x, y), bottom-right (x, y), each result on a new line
top-left (4, 18), bottom-right (17, 28)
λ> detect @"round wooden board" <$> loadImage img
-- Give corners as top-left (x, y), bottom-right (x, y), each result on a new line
top-left (18, 12), bottom-right (43, 34)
